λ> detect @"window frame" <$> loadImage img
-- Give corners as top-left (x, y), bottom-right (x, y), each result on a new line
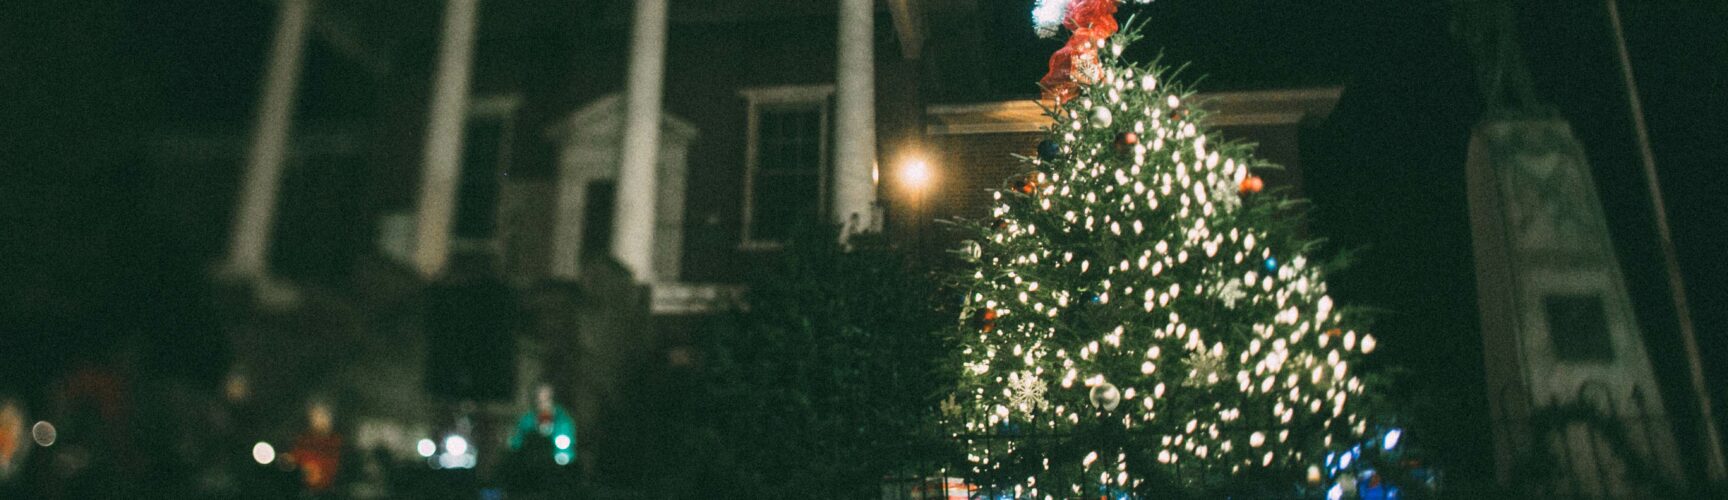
top-left (449, 94), bottom-right (521, 256)
top-left (738, 84), bottom-right (835, 250)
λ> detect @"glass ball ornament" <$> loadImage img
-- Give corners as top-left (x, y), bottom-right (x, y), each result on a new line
top-left (1090, 105), bottom-right (1114, 128)
top-left (31, 420), bottom-right (56, 447)
top-left (1089, 382), bottom-right (1121, 411)
top-left (1239, 175), bottom-right (1265, 194)
top-left (1114, 132), bottom-right (1139, 154)
top-left (1037, 139), bottom-right (1061, 161)
top-left (1263, 257), bottom-right (1279, 273)
top-left (959, 240), bottom-right (982, 261)
top-left (976, 308), bottom-right (999, 333)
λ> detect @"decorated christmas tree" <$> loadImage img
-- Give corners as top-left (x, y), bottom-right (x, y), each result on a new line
top-left (944, 1), bottom-right (1380, 497)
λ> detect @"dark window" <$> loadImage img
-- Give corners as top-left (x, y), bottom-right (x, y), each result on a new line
top-left (747, 105), bottom-right (826, 242)
top-left (1544, 293), bottom-right (1614, 362)
top-left (581, 181), bottom-right (616, 261)
top-left (455, 114), bottom-right (509, 240)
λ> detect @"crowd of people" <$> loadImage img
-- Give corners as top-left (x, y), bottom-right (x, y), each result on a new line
top-left (0, 361), bottom-right (584, 499)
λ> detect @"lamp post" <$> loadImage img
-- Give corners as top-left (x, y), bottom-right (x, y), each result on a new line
top-left (1605, 0), bottom-right (1728, 482)
top-left (899, 155), bottom-right (934, 252)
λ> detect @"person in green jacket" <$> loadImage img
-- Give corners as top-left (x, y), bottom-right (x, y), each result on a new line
top-left (509, 383), bottom-right (576, 466)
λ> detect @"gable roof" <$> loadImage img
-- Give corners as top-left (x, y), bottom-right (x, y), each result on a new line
top-left (545, 93), bottom-right (700, 145)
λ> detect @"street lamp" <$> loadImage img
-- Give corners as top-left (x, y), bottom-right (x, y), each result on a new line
top-left (898, 155), bottom-right (934, 251)
top-left (252, 442), bottom-right (275, 465)
top-left (900, 157), bottom-right (932, 193)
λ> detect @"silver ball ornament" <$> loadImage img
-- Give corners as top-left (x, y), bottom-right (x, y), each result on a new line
top-left (1089, 382), bottom-right (1121, 411)
top-left (1090, 106), bottom-right (1114, 128)
top-left (959, 240), bottom-right (982, 261)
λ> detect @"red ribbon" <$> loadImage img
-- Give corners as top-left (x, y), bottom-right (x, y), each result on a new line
top-left (1040, 0), bottom-right (1119, 103)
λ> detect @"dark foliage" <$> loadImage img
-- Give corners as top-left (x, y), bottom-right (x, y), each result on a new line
top-left (689, 226), bottom-right (954, 498)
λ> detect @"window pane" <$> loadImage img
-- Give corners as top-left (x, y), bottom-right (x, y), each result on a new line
top-left (581, 181), bottom-right (615, 261)
top-left (1544, 293), bottom-right (1615, 362)
top-left (748, 103), bottom-right (826, 242)
top-left (456, 116), bottom-right (506, 239)
top-left (758, 108), bottom-right (821, 173)
top-left (751, 173), bottom-right (820, 241)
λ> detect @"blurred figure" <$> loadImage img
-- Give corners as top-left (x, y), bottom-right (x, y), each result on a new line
top-left (223, 371), bottom-right (251, 405)
top-left (288, 401), bottom-right (343, 496)
top-left (509, 384), bottom-right (575, 464)
top-left (505, 384), bottom-right (578, 497)
top-left (191, 369), bottom-right (265, 498)
top-left (45, 349), bottom-right (140, 498)
top-left (0, 399), bottom-right (23, 482)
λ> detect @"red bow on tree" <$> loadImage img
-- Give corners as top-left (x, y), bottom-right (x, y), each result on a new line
top-left (1040, 0), bottom-right (1119, 103)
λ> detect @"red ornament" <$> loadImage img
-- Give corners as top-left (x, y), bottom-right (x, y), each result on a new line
top-left (1325, 328), bottom-right (1343, 337)
top-left (1239, 175), bottom-right (1264, 194)
top-left (1114, 132), bottom-right (1139, 153)
top-left (979, 308), bottom-right (999, 333)
top-left (1018, 176), bottom-right (1038, 195)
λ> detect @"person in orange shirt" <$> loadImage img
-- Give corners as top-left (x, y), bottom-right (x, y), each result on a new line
top-left (0, 400), bottom-right (23, 482)
top-left (289, 401), bottom-right (343, 495)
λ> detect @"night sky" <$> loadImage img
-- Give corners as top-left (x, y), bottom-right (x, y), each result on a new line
top-left (3, 0), bottom-right (1725, 485)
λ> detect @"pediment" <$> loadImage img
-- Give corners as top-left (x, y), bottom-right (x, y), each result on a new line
top-left (545, 93), bottom-right (699, 147)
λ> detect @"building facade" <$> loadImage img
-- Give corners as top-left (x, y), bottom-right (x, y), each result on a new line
top-left (194, 0), bottom-right (1341, 484)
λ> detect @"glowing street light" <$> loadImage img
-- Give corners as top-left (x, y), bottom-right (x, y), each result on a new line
top-left (444, 435), bottom-right (468, 456)
top-left (417, 438), bottom-right (437, 458)
top-left (900, 157), bottom-right (932, 193)
top-left (252, 442), bottom-right (276, 465)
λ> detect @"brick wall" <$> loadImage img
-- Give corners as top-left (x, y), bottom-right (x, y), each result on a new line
top-left (886, 131), bottom-right (1040, 254)
top-left (930, 131), bottom-right (1042, 223)
top-left (899, 120), bottom-right (1313, 256)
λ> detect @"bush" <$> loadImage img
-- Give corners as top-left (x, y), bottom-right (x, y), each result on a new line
top-left (690, 227), bottom-right (953, 498)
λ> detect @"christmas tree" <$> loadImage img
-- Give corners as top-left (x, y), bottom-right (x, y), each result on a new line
top-left (945, 1), bottom-right (1379, 497)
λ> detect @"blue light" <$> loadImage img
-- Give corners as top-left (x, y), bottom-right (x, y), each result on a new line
top-left (1327, 483), bottom-right (1344, 500)
top-left (1263, 257), bottom-right (1279, 272)
top-left (1384, 428), bottom-right (1403, 450)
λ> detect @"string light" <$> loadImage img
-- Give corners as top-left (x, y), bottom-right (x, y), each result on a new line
top-left (951, 20), bottom-right (1378, 495)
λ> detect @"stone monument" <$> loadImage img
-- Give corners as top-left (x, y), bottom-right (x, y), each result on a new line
top-left (1459, 1), bottom-right (1686, 496)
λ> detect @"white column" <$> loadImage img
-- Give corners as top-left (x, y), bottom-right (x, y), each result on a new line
top-left (413, 0), bottom-right (481, 278)
top-left (548, 166), bottom-right (588, 280)
top-left (612, 0), bottom-right (667, 282)
top-left (224, 0), bottom-right (312, 281)
top-left (833, 0), bottom-right (878, 236)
